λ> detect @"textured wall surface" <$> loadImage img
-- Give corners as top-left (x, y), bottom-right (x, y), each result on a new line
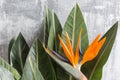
top-left (0, 0), bottom-right (120, 80)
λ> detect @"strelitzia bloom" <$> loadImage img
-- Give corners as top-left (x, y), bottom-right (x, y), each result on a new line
top-left (57, 30), bottom-right (106, 70)
top-left (44, 29), bottom-right (106, 70)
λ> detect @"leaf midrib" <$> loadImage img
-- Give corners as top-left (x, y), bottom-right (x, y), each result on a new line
top-left (19, 42), bottom-right (26, 72)
top-left (35, 40), bottom-right (39, 68)
top-left (72, 5), bottom-right (77, 50)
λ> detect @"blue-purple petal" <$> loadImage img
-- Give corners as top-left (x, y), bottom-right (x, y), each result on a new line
top-left (50, 50), bottom-right (70, 63)
top-left (79, 49), bottom-right (83, 56)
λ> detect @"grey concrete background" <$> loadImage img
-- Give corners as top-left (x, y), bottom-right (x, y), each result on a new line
top-left (0, 0), bottom-right (120, 80)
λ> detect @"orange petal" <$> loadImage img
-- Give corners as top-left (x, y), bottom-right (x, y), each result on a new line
top-left (94, 37), bottom-right (106, 56)
top-left (58, 35), bottom-right (75, 66)
top-left (84, 34), bottom-right (100, 55)
top-left (74, 29), bottom-right (82, 65)
top-left (87, 34), bottom-right (100, 51)
top-left (74, 46), bottom-right (79, 66)
top-left (91, 34), bottom-right (100, 46)
top-left (81, 35), bottom-right (106, 65)
top-left (66, 32), bottom-right (74, 57)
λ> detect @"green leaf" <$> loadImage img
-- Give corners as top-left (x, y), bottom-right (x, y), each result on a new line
top-left (0, 57), bottom-right (20, 80)
top-left (0, 67), bottom-right (15, 80)
top-left (61, 4), bottom-right (89, 53)
top-left (47, 12), bottom-right (62, 51)
top-left (10, 33), bottom-right (29, 75)
top-left (44, 46), bottom-right (87, 80)
top-left (46, 11), bottom-right (71, 80)
top-left (8, 38), bottom-right (15, 64)
top-left (81, 22), bottom-right (118, 80)
top-left (55, 65), bottom-right (69, 80)
top-left (44, 7), bottom-right (52, 46)
top-left (21, 57), bottom-right (44, 80)
top-left (22, 39), bottom-right (56, 80)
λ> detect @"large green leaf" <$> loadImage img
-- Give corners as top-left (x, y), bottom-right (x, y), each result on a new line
top-left (44, 46), bottom-right (87, 80)
top-left (21, 57), bottom-right (44, 80)
top-left (61, 4), bottom-right (89, 53)
top-left (54, 63), bottom-right (76, 80)
top-left (47, 12), bottom-right (62, 51)
top-left (8, 38), bottom-right (15, 64)
top-left (55, 65), bottom-right (69, 80)
top-left (46, 11), bottom-right (70, 80)
top-left (10, 33), bottom-right (29, 75)
top-left (44, 7), bottom-right (52, 46)
top-left (0, 57), bottom-right (20, 80)
top-left (81, 22), bottom-right (118, 80)
top-left (22, 39), bottom-right (56, 80)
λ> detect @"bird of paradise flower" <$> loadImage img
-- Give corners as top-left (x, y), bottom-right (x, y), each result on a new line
top-left (44, 29), bottom-right (106, 80)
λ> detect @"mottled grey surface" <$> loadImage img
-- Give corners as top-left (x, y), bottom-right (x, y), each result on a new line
top-left (0, 0), bottom-right (120, 80)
